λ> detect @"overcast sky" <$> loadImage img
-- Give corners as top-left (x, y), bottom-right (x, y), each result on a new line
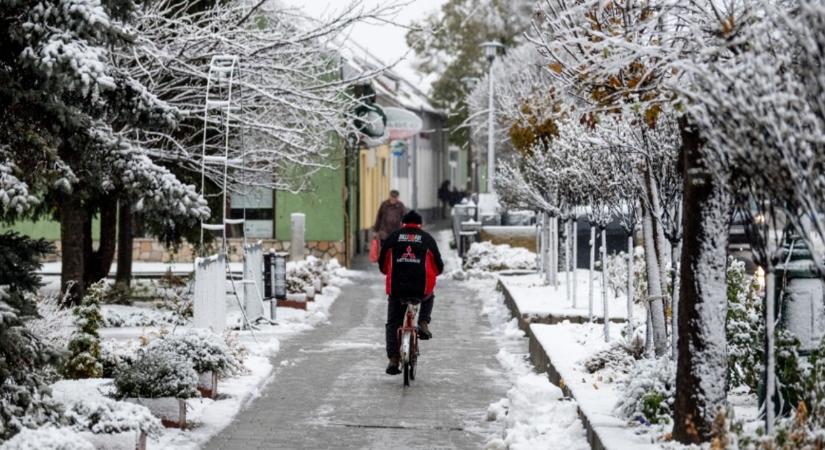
top-left (280, 0), bottom-right (447, 92)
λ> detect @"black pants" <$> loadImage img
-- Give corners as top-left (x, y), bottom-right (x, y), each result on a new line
top-left (386, 295), bottom-right (434, 358)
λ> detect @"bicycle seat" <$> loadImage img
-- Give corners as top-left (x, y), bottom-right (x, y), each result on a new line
top-left (399, 297), bottom-right (422, 305)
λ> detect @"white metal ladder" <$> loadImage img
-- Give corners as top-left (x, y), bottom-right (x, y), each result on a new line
top-left (200, 54), bottom-right (246, 253)
top-left (197, 54), bottom-right (268, 334)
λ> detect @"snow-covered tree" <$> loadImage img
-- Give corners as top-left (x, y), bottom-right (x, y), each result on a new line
top-left (406, 0), bottom-right (534, 147)
top-left (63, 282), bottom-right (105, 379)
top-left (529, 0), bottom-right (733, 440)
top-left (0, 290), bottom-right (63, 442)
top-left (0, 0), bottom-right (211, 304)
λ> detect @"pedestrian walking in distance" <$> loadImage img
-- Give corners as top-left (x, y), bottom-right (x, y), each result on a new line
top-left (372, 190), bottom-right (406, 244)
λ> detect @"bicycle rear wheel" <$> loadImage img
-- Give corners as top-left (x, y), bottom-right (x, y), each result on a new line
top-left (409, 358), bottom-right (416, 381)
top-left (403, 362), bottom-right (410, 386)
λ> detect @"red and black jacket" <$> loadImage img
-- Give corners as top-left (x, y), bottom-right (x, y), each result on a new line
top-left (378, 224), bottom-right (444, 298)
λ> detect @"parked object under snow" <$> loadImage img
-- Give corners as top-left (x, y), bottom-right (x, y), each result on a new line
top-left (462, 242), bottom-right (536, 273)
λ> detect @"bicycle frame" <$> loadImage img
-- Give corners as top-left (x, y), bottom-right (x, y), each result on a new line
top-left (397, 302), bottom-right (419, 366)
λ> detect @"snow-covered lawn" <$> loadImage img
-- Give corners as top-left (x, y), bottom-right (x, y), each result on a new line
top-left (498, 271), bottom-right (643, 323)
top-left (42, 261), bottom-right (357, 450)
top-left (497, 271), bottom-right (763, 449)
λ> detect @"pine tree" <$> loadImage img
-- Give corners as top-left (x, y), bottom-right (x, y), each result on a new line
top-left (0, 291), bottom-right (63, 443)
top-left (63, 282), bottom-right (105, 379)
top-left (0, 0), bottom-right (209, 304)
top-left (0, 232), bottom-right (53, 317)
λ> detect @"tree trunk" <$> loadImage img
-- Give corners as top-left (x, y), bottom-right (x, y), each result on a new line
top-left (627, 234), bottom-right (634, 336)
top-left (764, 268), bottom-right (776, 434)
top-left (588, 225), bottom-right (596, 321)
top-left (60, 195), bottom-right (86, 306)
top-left (87, 197), bottom-right (118, 283)
top-left (536, 212), bottom-right (544, 274)
top-left (572, 216), bottom-right (578, 308)
top-left (115, 201), bottom-right (134, 290)
top-left (565, 218), bottom-right (571, 305)
top-left (601, 227), bottom-right (609, 342)
top-left (643, 204), bottom-right (668, 356)
top-left (671, 238), bottom-right (682, 360)
top-left (673, 118), bottom-right (732, 444)
top-left (82, 209), bottom-right (93, 286)
top-left (551, 216), bottom-right (559, 287)
top-left (646, 167), bottom-right (671, 316)
top-left (544, 213), bottom-right (552, 285)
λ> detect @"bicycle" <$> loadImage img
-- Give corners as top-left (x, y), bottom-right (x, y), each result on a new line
top-left (397, 298), bottom-right (421, 387)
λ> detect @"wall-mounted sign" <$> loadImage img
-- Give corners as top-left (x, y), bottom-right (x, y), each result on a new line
top-left (385, 107), bottom-right (423, 140)
top-left (390, 140), bottom-right (406, 156)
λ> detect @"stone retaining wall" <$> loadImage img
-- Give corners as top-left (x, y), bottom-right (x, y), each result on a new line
top-left (44, 239), bottom-right (346, 264)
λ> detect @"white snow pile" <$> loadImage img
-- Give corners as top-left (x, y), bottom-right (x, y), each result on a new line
top-left (475, 281), bottom-right (588, 450)
top-left (0, 426), bottom-right (95, 450)
top-left (458, 241), bottom-right (536, 278)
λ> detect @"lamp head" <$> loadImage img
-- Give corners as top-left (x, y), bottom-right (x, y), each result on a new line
top-left (480, 41), bottom-right (504, 63)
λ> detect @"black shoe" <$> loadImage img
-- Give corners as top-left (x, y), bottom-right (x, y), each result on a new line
top-left (418, 321), bottom-right (432, 340)
top-left (386, 356), bottom-right (401, 375)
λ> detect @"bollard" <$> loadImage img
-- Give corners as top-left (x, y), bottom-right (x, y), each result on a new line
top-left (290, 213), bottom-right (305, 261)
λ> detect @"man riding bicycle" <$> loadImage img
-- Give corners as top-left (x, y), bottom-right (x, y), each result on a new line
top-left (378, 210), bottom-right (444, 375)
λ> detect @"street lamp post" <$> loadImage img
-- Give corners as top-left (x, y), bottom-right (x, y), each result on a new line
top-left (480, 41), bottom-right (504, 194)
top-left (460, 76), bottom-right (480, 194)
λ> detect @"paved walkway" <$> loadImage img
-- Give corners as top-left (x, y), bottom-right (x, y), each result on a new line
top-left (206, 257), bottom-right (509, 449)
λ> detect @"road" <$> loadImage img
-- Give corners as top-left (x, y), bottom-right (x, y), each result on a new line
top-left (206, 255), bottom-right (513, 449)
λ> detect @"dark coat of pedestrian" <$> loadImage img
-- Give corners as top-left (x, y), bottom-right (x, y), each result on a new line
top-left (438, 180), bottom-right (450, 218)
top-left (372, 190), bottom-right (406, 242)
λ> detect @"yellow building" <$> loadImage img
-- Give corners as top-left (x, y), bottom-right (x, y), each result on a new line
top-left (358, 144), bottom-right (391, 231)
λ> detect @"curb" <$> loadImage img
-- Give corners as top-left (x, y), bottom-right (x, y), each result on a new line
top-left (497, 279), bottom-right (609, 450)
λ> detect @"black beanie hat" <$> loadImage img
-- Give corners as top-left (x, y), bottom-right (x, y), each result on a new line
top-left (402, 210), bottom-right (422, 225)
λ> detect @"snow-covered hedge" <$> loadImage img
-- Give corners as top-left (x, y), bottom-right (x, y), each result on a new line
top-left (604, 247), bottom-right (647, 302)
top-left (113, 350), bottom-right (198, 399)
top-left (286, 256), bottom-right (331, 294)
top-left (726, 257), bottom-right (762, 392)
top-left (99, 340), bottom-right (139, 378)
top-left (582, 337), bottom-right (644, 378)
top-left (462, 242), bottom-right (536, 273)
top-left (65, 397), bottom-right (162, 437)
top-left (24, 297), bottom-right (74, 347)
top-left (615, 357), bottom-right (675, 425)
top-left (63, 282), bottom-right (105, 379)
top-left (1, 427), bottom-right (94, 450)
top-left (146, 329), bottom-right (243, 376)
top-left (101, 308), bottom-right (182, 328)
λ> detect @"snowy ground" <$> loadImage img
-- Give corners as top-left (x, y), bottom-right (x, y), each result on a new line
top-left (203, 229), bottom-right (589, 449)
top-left (498, 271), bottom-right (763, 449)
top-left (439, 230), bottom-right (589, 450)
top-left (34, 231), bottom-right (593, 449)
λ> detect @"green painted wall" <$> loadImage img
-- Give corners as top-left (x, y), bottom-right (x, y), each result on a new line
top-left (0, 217), bottom-right (100, 240)
top-left (275, 163), bottom-right (345, 242)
